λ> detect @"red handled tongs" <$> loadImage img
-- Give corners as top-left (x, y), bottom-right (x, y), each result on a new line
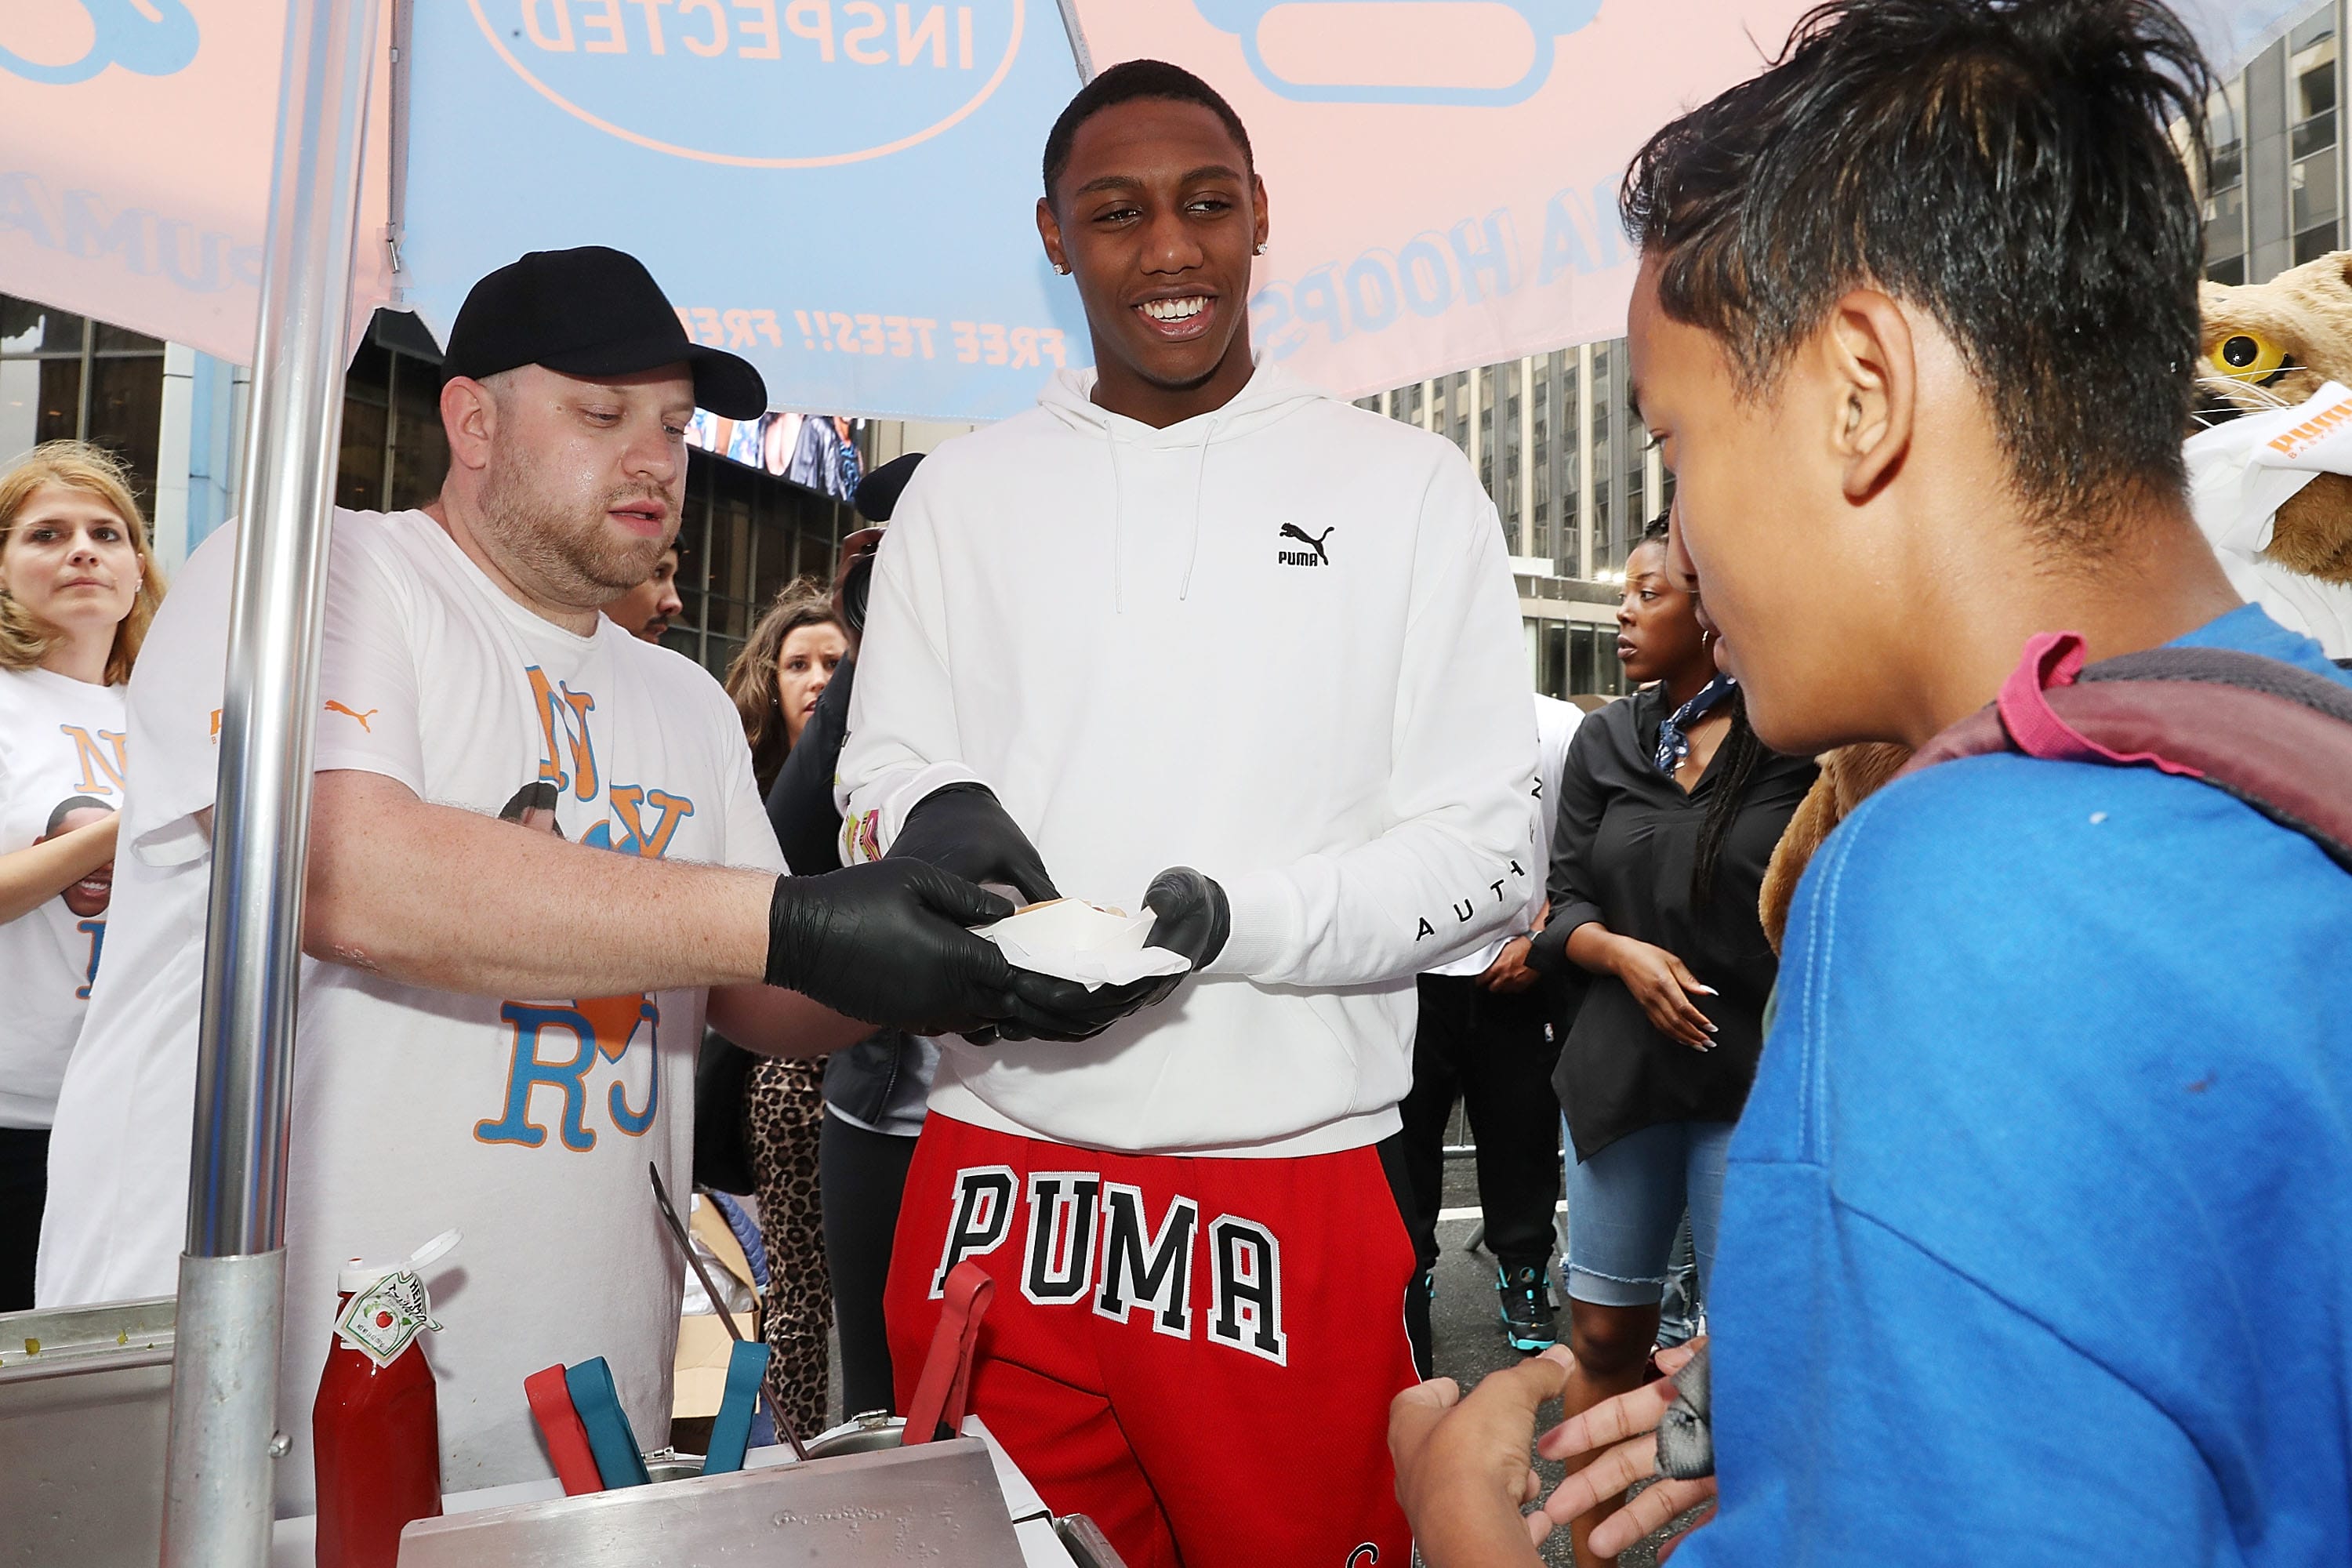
top-left (900, 1259), bottom-right (993, 1446)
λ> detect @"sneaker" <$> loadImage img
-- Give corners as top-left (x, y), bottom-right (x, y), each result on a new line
top-left (1496, 1262), bottom-right (1558, 1352)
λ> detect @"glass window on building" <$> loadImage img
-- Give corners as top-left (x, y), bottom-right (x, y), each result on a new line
top-left (338, 315), bottom-right (452, 513)
top-left (1592, 435), bottom-right (1613, 568)
top-left (1617, 403), bottom-right (1647, 557)
top-left (2204, 81), bottom-right (2249, 283)
top-left (1535, 618), bottom-right (1568, 699)
top-left (2292, 24), bottom-right (2340, 264)
top-left (1532, 462), bottom-right (1551, 561)
top-left (1, 295), bottom-right (167, 513)
top-left (1560, 441), bottom-right (1581, 572)
top-left (1479, 362), bottom-right (1495, 441)
top-left (1568, 622), bottom-right (1626, 698)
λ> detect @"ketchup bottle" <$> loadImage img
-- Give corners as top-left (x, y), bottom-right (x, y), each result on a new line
top-left (314, 1229), bottom-right (459, 1568)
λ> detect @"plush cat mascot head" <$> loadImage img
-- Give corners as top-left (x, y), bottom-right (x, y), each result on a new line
top-left (1755, 254), bottom-right (2352, 951)
top-left (2197, 250), bottom-right (2352, 582)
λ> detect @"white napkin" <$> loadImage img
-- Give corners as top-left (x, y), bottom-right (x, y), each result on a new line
top-left (978, 899), bottom-right (1191, 990)
top-left (2185, 383), bottom-right (2352, 657)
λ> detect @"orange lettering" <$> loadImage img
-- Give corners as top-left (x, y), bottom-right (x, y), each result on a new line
top-left (525, 667), bottom-right (601, 800)
top-left (57, 725), bottom-right (129, 796)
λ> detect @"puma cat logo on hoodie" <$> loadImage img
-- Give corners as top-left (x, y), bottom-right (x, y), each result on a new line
top-left (1278, 522), bottom-right (1334, 566)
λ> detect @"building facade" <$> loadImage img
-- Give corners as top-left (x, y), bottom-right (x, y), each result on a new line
top-left (1359, 343), bottom-right (1671, 700)
top-left (2199, 5), bottom-right (2343, 285)
top-left (2, 292), bottom-right (247, 571)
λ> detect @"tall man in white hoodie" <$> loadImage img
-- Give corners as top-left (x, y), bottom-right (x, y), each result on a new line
top-left (837, 63), bottom-right (1535, 1568)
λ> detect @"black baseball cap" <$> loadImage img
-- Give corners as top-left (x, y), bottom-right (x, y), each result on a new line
top-left (443, 246), bottom-right (767, 419)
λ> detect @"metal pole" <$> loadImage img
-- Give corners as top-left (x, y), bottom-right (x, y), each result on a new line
top-left (386, 0), bottom-right (412, 288)
top-left (1052, 0), bottom-right (1094, 82)
top-left (162, 0), bottom-right (381, 1562)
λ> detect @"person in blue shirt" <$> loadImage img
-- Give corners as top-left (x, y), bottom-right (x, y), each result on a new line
top-left (1385, 1), bottom-right (2352, 1563)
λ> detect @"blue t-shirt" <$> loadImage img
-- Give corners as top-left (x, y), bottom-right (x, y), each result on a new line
top-left (1688, 606), bottom-right (2352, 1566)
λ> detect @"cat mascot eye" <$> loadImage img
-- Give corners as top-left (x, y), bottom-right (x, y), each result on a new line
top-left (2212, 331), bottom-right (2293, 384)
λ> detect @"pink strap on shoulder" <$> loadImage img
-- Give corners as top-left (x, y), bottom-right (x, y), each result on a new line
top-left (1998, 631), bottom-right (2204, 779)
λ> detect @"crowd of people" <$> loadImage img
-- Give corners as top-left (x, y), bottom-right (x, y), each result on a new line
top-left (2, 0), bottom-right (2347, 1563)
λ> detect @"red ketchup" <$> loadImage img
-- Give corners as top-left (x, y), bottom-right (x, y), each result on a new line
top-left (314, 1229), bottom-right (459, 1568)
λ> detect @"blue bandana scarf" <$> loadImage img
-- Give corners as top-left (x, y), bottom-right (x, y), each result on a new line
top-left (1656, 676), bottom-right (1737, 775)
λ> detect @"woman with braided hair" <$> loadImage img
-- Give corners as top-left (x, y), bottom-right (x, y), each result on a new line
top-left (1523, 510), bottom-right (1814, 1567)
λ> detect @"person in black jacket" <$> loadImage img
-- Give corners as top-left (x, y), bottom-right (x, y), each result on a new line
top-left (723, 586), bottom-right (851, 1436)
top-left (1525, 511), bottom-right (1815, 1567)
top-left (759, 452), bottom-right (948, 1422)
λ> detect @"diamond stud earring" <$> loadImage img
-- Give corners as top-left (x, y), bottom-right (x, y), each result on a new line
top-left (1254, 242), bottom-right (1269, 255)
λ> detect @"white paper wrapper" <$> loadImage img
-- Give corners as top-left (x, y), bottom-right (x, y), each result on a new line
top-left (978, 899), bottom-right (1192, 990)
top-left (2185, 382), bottom-right (2352, 657)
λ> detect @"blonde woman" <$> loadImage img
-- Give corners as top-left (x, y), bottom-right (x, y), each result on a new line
top-left (720, 585), bottom-right (848, 1435)
top-left (0, 441), bottom-right (164, 1308)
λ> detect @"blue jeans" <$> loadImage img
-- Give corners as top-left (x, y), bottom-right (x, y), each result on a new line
top-left (1562, 1118), bottom-right (1734, 1309)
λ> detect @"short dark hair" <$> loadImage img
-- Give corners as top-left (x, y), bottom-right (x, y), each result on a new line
top-left (1621, 0), bottom-right (2215, 543)
top-left (1042, 59), bottom-right (1254, 205)
top-left (45, 795), bottom-right (110, 837)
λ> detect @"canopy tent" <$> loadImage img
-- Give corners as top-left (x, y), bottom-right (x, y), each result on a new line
top-left (2, 0), bottom-right (2307, 423)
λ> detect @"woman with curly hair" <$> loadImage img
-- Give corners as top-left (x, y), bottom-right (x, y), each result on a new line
top-left (0, 441), bottom-right (165, 1308)
top-left (720, 585), bottom-right (848, 1434)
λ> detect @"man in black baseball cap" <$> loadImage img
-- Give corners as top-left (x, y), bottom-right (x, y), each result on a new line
top-left (42, 243), bottom-right (1123, 1504)
top-left (445, 245), bottom-right (768, 419)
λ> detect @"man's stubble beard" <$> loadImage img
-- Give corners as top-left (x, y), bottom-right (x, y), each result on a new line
top-left (478, 439), bottom-right (670, 608)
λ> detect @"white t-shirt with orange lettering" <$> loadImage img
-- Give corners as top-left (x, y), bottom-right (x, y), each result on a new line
top-left (0, 666), bottom-right (126, 1128)
top-left (38, 509), bottom-right (784, 1514)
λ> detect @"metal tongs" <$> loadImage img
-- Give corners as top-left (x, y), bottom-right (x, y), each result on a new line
top-left (648, 1162), bottom-right (808, 1461)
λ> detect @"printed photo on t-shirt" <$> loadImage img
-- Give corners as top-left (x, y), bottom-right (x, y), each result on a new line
top-left (38, 795), bottom-right (115, 917)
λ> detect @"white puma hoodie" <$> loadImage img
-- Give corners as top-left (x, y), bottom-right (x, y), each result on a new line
top-left (837, 358), bottom-right (1537, 1156)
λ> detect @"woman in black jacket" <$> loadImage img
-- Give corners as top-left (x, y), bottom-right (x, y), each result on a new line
top-left (1526, 513), bottom-right (1815, 1567)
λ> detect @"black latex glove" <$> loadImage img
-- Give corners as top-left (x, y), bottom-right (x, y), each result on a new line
top-left (886, 784), bottom-right (1058, 906)
top-left (1138, 867), bottom-right (1230, 975)
top-left (986, 867), bottom-right (1231, 1044)
top-left (765, 862), bottom-right (1107, 1039)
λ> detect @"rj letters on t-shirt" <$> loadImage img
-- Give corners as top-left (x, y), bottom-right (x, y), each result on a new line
top-left (37, 509), bottom-right (785, 1513)
top-left (0, 666), bottom-right (126, 1128)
